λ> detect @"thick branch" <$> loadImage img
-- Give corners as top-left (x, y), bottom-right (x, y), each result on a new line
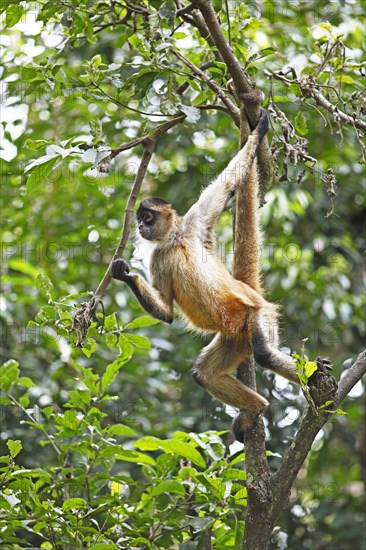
top-left (190, 0), bottom-right (252, 96)
top-left (271, 350), bottom-right (366, 524)
top-left (190, 0), bottom-right (274, 186)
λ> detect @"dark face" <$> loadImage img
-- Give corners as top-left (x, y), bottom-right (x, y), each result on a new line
top-left (137, 207), bottom-right (157, 240)
top-left (136, 198), bottom-right (173, 242)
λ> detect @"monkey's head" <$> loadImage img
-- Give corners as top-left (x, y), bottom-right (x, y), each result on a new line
top-left (136, 197), bottom-right (175, 241)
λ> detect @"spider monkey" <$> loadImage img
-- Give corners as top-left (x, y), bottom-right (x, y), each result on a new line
top-left (112, 109), bottom-right (299, 441)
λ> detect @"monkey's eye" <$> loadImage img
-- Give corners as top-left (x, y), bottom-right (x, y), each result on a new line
top-left (141, 213), bottom-right (153, 224)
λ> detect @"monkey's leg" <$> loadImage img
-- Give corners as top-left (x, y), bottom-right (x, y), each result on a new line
top-left (252, 327), bottom-right (299, 383)
top-left (192, 334), bottom-right (269, 441)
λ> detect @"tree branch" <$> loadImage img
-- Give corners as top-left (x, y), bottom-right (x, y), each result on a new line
top-left (108, 104), bottom-right (230, 161)
top-left (172, 50), bottom-right (240, 124)
top-left (337, 349), bottom-right (366, 404)
top-left (270, 350), bottom-right (366, 525)
top-left (305, 85), bottom-right (366, 131)
top-left (265, 70), bottom-right (366, 132)
top-left (190, 0), bottom-right (274, 187)
top-left (73, 116), bottom-right (184, 346)
top-left (94, 116), bottom-right (185, 301)
top-left (190, 0), bottom-right (252, 96)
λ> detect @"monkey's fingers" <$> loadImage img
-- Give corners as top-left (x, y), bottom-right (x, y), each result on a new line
top-left (257, 108), bottom-right (270, 141)
top-left (112, 259), bottom-right (130, 280)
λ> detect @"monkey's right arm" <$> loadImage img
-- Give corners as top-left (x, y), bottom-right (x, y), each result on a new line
top-left (112, 259), bottom-right (174, 324)
top-left (185, 108), bottom-right (269, 232)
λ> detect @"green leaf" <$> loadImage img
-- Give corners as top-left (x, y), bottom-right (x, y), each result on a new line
top-left (133, 71), bottom-right (157, 98)
top-left (151, 480), bottom-right (185, 497)
top-left (26, 155), bottom-right (60, 194)
top-left (8, 259), bottom-right (41, 279)
top-left (124, 316), bottom-right (160, 329)
top-left (35, 305), bottom-right (57, 323)
top-left (0, 360), bottom-right (19, 391)
top-left (6, 5), bottom-right (24, 28)
top-left (80, 365), bottom-right (100, 394)
top-left (117, 335), bottom-right (135, 359)
top-left (101, 359), bottom-right (124, 393)
top-left (0, 495), bottom-right (11, 511)
top-left (16, 377), bottom-right (35, 388)
top-left (7, 439), bottom-right (22, 458)
top-left (90, 118), bottom-right (103, 140)
top-left (107, 424), bottom-right (137, 437)
top-left (304, 361), bottom-right (317, 379)
top-left (89, 544), bottom-right (118, 550)
top-left (128, 35), bottom-right (148, 57)
top-left (212, 0), bottom-right (222, 12)
top-left (135, 436), bottom-right (206, 469)
top-left (24, 139), bottom-right (49, 150)
top-left (91, 54), bottom-right (102, 68)
top-left (35, 274), bottom-right (53, 297)
top-left (124, 333), bottom-right (151, 350)
top-left (335, 75), bottom-right (354, 84)
top-left (116, 449), bottom-right (156, 466)
top-left (62, 498), bottom-right (86, 511)
top-left (197, 474), bottom-right (226, 499)
top-left (295, 111), bottom-right (308, 136)
top-left (104, 312), bottom-right (117, 331)
top-left (82, 338), bottom-right (97, 357)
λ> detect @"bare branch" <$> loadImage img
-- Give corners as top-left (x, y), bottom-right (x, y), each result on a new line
top-left (265, 70), bottom-right (366, 131)
top-left (94, 116), bottom-right (185, 301)
top-left (305, 85), bottom-right (366, 131)
top-left (108, 105), bottom-right (230, 161)
top-left (172, 50), bottom-right (240, 124)
top-left (337, 350), bottom-right (366, 404)
top-left (73, 116), bottom-right (185, 346)
top-left (108, 115), bottom-right (186, 160)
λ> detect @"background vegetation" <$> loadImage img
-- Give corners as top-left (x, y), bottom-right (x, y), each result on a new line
top-left (0, 1), bottom-right (365, 548)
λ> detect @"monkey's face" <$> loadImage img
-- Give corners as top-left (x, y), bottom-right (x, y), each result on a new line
top-left (136, 199), bottom-right (174, 242)
top-left (137, 208), bottom-right (157, 240)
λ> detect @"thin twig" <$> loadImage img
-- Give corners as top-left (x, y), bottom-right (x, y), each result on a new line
top-left (172, 50), bottom-right (240, 123)
top-left (108, 104), bottom-right (230, 160)
top-left (94, 116), bottom-right (185, 302)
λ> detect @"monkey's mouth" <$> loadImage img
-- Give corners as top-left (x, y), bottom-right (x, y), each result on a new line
top-left (139, 228), bottom-right (150, 239)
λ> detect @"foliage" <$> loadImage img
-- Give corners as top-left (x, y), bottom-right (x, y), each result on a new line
top-left (0, 358), bottom-right (248, 549)
top-left (1, 0), bottom-right (365, 548)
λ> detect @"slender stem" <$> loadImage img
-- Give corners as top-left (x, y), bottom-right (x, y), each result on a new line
top-left (94, 116), bottom-right (185, 301)
top-left (172, 50), bottom-right (240, 124)
top-left (8, 393), bottom-right (61, 456)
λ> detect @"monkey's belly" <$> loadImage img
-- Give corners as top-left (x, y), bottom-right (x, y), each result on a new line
top-left (176, 291), bottom-right (254, 335)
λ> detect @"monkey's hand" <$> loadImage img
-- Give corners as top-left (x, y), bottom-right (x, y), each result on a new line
top-left (112, 259), bottom-right (131, 281)
top-left (256, 107), bottom-right (270, 142)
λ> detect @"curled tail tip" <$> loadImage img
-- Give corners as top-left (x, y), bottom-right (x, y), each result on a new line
top-left (256, 108), bottom-right (270, 141)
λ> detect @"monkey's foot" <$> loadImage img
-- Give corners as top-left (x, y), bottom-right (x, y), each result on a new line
top-left (308, 357), bottom-right (338, 408)
top-left (231, 405), bottom-right (267, 443)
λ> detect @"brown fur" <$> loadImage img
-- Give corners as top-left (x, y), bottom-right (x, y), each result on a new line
top-left (112, 110), bottom-right (299, 441)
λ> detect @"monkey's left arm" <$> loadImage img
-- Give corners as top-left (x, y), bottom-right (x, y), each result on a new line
top-left (185, 109), bottom-right (269, 232)
top-left (112, 259), bottom-right (174, 324)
